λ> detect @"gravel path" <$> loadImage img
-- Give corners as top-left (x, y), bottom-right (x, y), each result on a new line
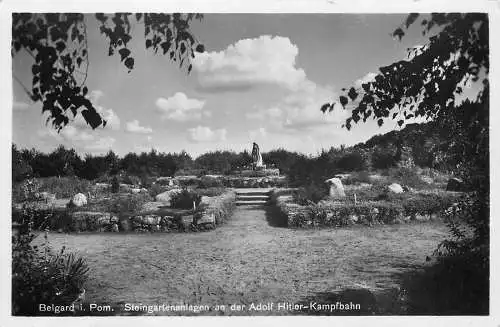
top-left (40, 205), bottom-right (448, 315)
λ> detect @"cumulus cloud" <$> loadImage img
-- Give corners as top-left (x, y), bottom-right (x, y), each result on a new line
top-left (125, 119), bottom-right (153, 134)
top-left (155, 92), bottom-right (207, 121)
top-left (72, 92), bottom-right (120, 130)
top-left (261, 81), bottom-right (347, 131)
top-left (187, 126), bottom-right (227, 143)
top-left (192, 35), bottom-right (307, 92)
top-left (246, 107), bottom-right (283, 120)
top-left (354, 72), bottom-right (377, 88)
top-left (89, 90), bottom-right (104, 102)
top-left (84, 136), bottom-right (115, 151)
top-left (39, 125), bottom-right (94, 142)
top-left (249, 127), bottom-right (267, 140)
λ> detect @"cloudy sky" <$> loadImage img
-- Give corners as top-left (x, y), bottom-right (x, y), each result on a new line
top-left (12, 14), bottom-right (441, 157)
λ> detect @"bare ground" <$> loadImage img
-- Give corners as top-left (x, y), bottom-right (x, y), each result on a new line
top-left (36, 205), bottom-right (449, 316)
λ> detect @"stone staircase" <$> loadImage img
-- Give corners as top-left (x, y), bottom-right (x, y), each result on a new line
top-left (235, 189), bottom-right (272, 206)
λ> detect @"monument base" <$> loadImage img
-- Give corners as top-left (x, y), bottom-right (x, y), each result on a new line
top-left (238, 168), bottom-right (280, 177)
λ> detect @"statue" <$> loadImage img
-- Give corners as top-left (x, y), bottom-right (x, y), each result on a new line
top-left (251, 142), bottom-right (264, 170)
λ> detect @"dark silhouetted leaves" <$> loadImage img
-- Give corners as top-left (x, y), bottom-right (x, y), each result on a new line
top-left (13, 12), bottom-right (204, 131)
top-left (393, 28), bottom-right (405, 41)
top-left (195, 44), bottom-right (205, 53)
top-left (339, 96), bottom-right (348, 108)
top-left (348, 87), bottom-right (358, 101)
top-left (405, 13), bottom-right (419, 28)
top-left (124, 57), bottom-right (134, 70)
top-left (118, 47), bottom-right (131, 61)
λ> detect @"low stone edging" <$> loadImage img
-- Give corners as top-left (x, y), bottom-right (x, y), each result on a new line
top-left (66, 190), bottom-right (237, 233)
top-left (270, 190), bottom-right (458, 228)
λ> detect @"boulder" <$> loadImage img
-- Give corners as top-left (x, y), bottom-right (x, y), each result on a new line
top-left (130, 188), bottom-right (142, 194)
top-left (155, 188), bottom-right (182, 205)
top-left (196, 212), bottom-right (216, 228)
top-left (111, 223), bottom-right (119, 232)
top-left (325, 178), bottom-right (346, 198)
top-left (446, 177), bottom-right (464, 191)
top-left (70, 193), bottom-right (87, 207)
top-left (387, 183), bottom-right (404, 194)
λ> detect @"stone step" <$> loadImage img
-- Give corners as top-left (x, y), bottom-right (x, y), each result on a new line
top-left (235, 191), bottom-right (272, 196)
top-left (236, 195), bottom-right (270, 201)
top-left (235, 200), bottom-right (268, 206)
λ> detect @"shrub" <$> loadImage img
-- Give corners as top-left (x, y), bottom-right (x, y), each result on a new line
top-left (12, 196), bottom-right (89, 315)
top-left (284, 201), bottom-right (405, 228)
top-left (121, 175), bottom-right (141, 186)
top-left (371, 146), bottom-right (397, 169)
top-left (343, 171), bottom-right (371, 185)
top-left (335, 151), bottom-right (369, 172)
top-left (12, 233), bottom-right (89, 315)
top-left (149, 183), bottom-right (167, 198)
top-left (38, 177), bottom-right (91, 199)
top-left (170, 188), bottom-right (202, 209)
top-left (199, 175), bottom-right (224, 188)
top-left (293, 182), bottom-right (328, 205)
top-left (106, 193), bottom-right (152, 215)
top-left (388, 167), bottom-right (427, 189)
top-left (195, 187), bottom-right (227, 197)
top-left (111, 176), bottom-right (120, 193)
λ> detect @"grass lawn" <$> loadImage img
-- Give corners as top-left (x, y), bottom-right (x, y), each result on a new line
top-left (33, 206), bottom-right (449, 316)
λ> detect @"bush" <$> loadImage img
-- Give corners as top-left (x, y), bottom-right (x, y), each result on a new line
top-left (199, 175), bottom-right (224, 188)
top-left (371, 146), bottom-right (397, 169)
top-left (335, 151), bottom-right (369, 172)
top-left (293, 182), bottom-right (328, 205)
top-left (107, 193), bottom-right (151, 214)
top-left (12, 200), bottom-right (89, 315)
top-left (284, 201), bottom-right (405, 228)
top-left (388, 167), bottom-right (427, 189)
top-left (121, 175), bottom-right (141, 186)
top-left (38, 177), bottom-right (91, 199)
top-left (195, 187), bottom-right (227, 197)
top-left (149, 183), bottom-right (167, 198)
top-left (343, 171), bottom-right (372, 185)
top-left (12, 233), bottom-right (89, 315)
top-left (111, 176), bottom-right (120, 193)
top-left (170, 188), bottom-right (202, 209)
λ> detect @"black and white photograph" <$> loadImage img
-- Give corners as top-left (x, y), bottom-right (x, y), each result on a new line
top-left (1, 0), bottom-right (497, 325)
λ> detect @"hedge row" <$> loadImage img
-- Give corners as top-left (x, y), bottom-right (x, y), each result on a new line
top-left (271, 191), bottom-right (459, 228)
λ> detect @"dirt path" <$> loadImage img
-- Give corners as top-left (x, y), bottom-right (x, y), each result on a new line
top-left (41, 206), bottom-right (449, 315)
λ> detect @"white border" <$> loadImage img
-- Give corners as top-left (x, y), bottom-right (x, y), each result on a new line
top-left (1, 0), bottom-right (498, 327)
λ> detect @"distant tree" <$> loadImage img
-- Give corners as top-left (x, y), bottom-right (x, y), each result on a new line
top-left (194, 151), bottom-right (238, 175)
top-left (12, 13), bottom-right (205, 130)
top-left (12, 144), bottom-right (33, 182)
top-left (103, 150), bottom-right (120, 175)
top-left (262, 149), bottom-right (303, 175)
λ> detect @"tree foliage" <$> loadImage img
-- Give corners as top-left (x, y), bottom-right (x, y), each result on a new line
top-left (322, 13), bottom-right (488, 131)
top-left (12, 13), bottom-right (204, 131)
top-left (321, 13), bottom-right (489, 312)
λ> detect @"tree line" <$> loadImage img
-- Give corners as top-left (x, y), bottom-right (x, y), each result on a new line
top-left (12, 120), bottom-right (451, 184)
